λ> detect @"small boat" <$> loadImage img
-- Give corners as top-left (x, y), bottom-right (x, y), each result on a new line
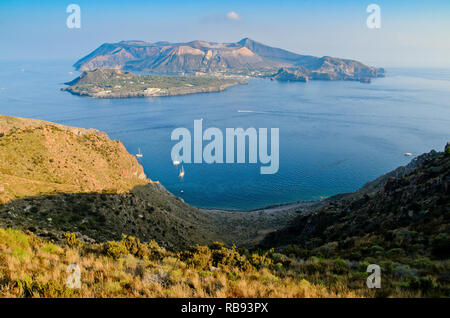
top-left (136, 148), bottom-right (143, 158)
top-left (179, 166), bottom-right (185, 178)
top-left (404, 152), bottom-right (413, 157)
top-left (173, 160), bottom-right (180, 166)
top-left (180, 190), bottom-right (184, 194)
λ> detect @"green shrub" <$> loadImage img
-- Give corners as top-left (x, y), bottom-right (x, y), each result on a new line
top-left (370, 245), bottom-right (384, 254)
top-left (386, 248), bottom-right (405, 258)
top-left (63, 233), bottom-right (82, 248)
top-left (358, 261), bottom-right (370, 272)
top-left (16, 275), bottom-right (76, 298)
top-left (271, 253), bottom-right (291, 266)
top-left (332, 258), bottom-right (349, 274)
top-left (248, 251), bottom-right (273, 270)
top-left (411, 257), bottom-right (434, 270)
top-left (147, 240), bottom-right (166, 260)
top-left (180, 245), bottom-right (213, 269)
top-left (103, 241), bottom-right (128, 259)
top-left (41, 243), bottom-right (60, 255)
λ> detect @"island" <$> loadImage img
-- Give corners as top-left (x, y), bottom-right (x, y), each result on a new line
top-left (62, 69), bottom-right (246, 98)
top-left (72, 38), bottom-right (385, 82)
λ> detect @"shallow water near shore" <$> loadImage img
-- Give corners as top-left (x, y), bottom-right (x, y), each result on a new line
top-left (0, 60), bottom-right (449, 210)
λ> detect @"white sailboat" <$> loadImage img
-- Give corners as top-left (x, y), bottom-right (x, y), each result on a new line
top-left (179, 166), bottom-right (185, 178)
top-left (136, 148), bottom-right (143, 158)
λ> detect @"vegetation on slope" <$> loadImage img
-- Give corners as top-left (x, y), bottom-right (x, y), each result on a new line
top-left (261, 148), bottom-right (450, 296)
top-left (0, 115), bottom-right (448, 297)
top-left (0, 228), bottom-right (398, 298)
top-left (0, 115), bottom-right (147, 204)
top-left (2, 228), bottom-right (447, 298)
top-left (62, 69), bottom-right (245, 98)
top-left (0, 115), bottom-right (297, 250)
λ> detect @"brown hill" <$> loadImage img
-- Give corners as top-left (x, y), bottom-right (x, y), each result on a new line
top-left (0, 115), bottom-right (147, 204)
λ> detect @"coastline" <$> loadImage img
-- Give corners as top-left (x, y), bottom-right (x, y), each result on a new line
top-left (201, 200), bottom-right (326, 247)
top-left (201, 199), bottom-right (324, 213)
top-left (61, 70), bottom-right (247, 98)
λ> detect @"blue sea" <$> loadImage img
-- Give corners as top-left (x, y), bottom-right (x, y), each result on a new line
top-left (0, 60), bottom-right (449, 210)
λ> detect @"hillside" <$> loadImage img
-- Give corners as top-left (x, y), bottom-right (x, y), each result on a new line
top-left (62, 69), bottom-right (245, 98)
top-left (73, 38), bottom-right (384, 81)
top-left (0, 115), bottom-right (147, 204)
top-left (0, 115), bottom-right (449, 297)
top-left (0, 115), bottom-right (297, 250)
top-left (261, 146), bottom-right (450, 262)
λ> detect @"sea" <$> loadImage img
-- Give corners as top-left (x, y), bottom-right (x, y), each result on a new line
top-left (0, 60), bottom-right (449, 210)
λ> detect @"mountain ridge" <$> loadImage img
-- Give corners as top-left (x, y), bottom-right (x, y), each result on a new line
top-left (74, 38), bottom-right (385, 81)
top-left (260, 147), bottom-right (450, 262)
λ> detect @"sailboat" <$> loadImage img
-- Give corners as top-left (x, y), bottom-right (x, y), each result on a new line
top-left (136, 148), bottom-right (143, 158)
top-left (179, 166), bottom-right (185, 178)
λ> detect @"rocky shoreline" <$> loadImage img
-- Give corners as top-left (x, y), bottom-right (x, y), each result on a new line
top-left (62, 80), bottom-right (246, 98)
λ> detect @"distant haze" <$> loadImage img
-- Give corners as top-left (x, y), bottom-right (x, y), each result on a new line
top-left (0, 0), bottom-right (449, 68)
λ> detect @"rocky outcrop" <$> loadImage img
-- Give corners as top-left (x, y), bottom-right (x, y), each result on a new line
top-left (270, 67), bottom-right (309, 82)
top-left (270, 56), bottom-right (384, 83)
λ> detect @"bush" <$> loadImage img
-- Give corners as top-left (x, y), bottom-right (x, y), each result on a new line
top-left (386, 248), bottom-right (405, 259)
top-left (248, 251), bottom-right (273, 270)
top-left (411, 257), bottom-right (435, 271)
top-left (16, 275), bottom-right (76, 298)
top-left (146, 240), bottom-right (166, 260)
top-left (370, 245), bottom-right (384, 254)
top-left (271, 253), bottom-right (291, 266)
top-left (180, 245), bottom-right (213, 269)
top-left (121, 235), bottom-right (150, 259)
top-left (331, 258), bottom-right (349, 275)
top-left (41, 243), bottom-right (61, 255)
top-left (103, 241), bottom-right (128, 259)
top-left (63, 233), bottom-right (83, 248)
top-left (358, 261), bottom-right (370, 272)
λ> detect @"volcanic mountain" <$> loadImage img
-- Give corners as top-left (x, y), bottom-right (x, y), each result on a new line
top-left (74, 38), bottom-right (385, 81)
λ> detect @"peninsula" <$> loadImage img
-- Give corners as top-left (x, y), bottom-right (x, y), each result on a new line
top-left (62, 69), bottom-right (246, 98)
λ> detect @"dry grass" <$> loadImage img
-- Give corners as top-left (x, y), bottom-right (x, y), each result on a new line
top-left (0, 228), bottom-right (366, 298)
top-left (0, 117), bottom-right (149, 204)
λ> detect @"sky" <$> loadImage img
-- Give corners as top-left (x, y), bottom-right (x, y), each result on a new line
top-left (0, 0), bottom-right (450, 68)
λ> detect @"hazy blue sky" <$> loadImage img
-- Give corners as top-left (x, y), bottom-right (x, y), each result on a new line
top-left (1, 0), bottom-right (449, 67)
